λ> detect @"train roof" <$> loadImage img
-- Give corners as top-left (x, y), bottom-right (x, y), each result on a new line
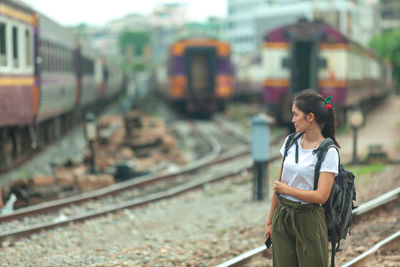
top-left (173, 38), bottom-right (230, 46)
top-left (264, 20), bottom-right (386, 63)
top-left (37, 12), bottom-right (76, 47)
top-left (2, 0), bottom-right (33, 13)
top-left (170, 38), bottom-right (231, 57)
top-left (1, 0), bottom-right (34, 25)
top-left (264, 20), bottom-right (348, 44)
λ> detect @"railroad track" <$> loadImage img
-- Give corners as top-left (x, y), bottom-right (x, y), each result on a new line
top-left (0, 120), bottom-right (286, 244)
top-left (216, 187), bottom-right (400, 267)
top-left (342, 231), bottom-right (400, 267)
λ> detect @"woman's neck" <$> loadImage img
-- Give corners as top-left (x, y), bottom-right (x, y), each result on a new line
top-left (303, 125), bottom-right (324, 143)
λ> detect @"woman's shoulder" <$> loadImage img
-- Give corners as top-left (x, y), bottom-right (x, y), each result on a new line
top-left (325, 147), bottom-right (340, 160)
top-left (283, 132), bottom-right (303, 145)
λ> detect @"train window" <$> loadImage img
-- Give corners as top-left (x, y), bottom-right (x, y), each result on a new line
top-left (46, 41), bottom-right (50, 71)
top-left (52, 42), bottom-right (56, 72)
top-left (0, 22), bottom-right (6, 67)
top-left (60, 46), bottom-right (64, 72)
top-left (46, 41), bottom-right (51, 71)
top-left (25, 29), bottom-right (33, 67)
top-left (68, 48), bottom-right (72, 72)
top-left (282, 57), bottom-right (290, 68)
top-left (41, 40), bottom-right (48, 71)
top-left (50, 42), bottom-right (55, 72)
top-left (41, 40), bottom-right (46, 71)
top-left (66, 48), bottom-right (70, 72)
top-left (318, 58), bottom-right (327, 69)
top-left (62, 46), bottom-right (66, 72)
top-left (55, 43), bottom-right (59, 72)
top-left (51, 42), bottom-right (56, 72)
top-left (12, 26), bottom-right (19, 68)
top-left (45, 40), bottom-right (50, 72)
top-left (83, 57), bottom-right (94, 75)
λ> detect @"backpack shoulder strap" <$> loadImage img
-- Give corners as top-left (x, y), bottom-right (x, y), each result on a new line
top-left (284, 132), bottom-right (304, 163)
top-left (312, 138), bottom-right (338, 190)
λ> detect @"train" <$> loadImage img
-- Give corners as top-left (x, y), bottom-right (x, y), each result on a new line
top-left (235, 53), bottom-right (264, 102)
top-left (0, 0), bottom-right (125, 170)
top-left (158, 39), bottom-right (235, 114)
top-left (260, 19), bottom-right (392, 125)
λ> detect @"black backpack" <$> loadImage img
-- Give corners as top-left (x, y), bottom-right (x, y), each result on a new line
top-left (284, 133), bottom-right (356, 267)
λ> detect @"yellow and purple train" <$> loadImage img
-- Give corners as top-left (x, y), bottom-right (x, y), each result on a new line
top-left (164, 39), bottom-right (235, 114)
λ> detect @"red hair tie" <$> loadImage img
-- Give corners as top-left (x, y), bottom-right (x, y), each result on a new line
top-left (325, 96), bottom-right (333, 110)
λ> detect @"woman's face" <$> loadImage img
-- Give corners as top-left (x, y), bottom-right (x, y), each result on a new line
top-left (291, 104), bottom-right (309, 132)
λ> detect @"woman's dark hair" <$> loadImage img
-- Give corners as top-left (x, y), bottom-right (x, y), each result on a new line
top-left (293, 89), bottom-right (340, 148)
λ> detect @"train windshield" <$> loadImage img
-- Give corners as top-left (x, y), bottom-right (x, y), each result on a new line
top-left (291, 40), bottom-right (317, 94)
top-left (185, 47), bottom-right (216, 97)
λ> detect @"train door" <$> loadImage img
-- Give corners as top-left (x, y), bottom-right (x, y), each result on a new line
top-left (185, 47), bottom-right (216, 98)
top-left (290, 40), bottom-right (318, 94)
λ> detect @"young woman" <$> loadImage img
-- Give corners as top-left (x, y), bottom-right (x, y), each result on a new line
top-left (265, 89), bottom-right (340, 267)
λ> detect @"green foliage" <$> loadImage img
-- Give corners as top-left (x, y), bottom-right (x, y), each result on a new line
top-left (118, 31), bottom-right (151, 73)
top-left (118, 31), bottom-right (150, 57)
top-left (352, 163), bottom-right (386, 187)
top-left (337, 125), bottom-right (351, 135)
top-left (351, 163), bottom-right (386, 177)
top-left (19, 170), bottom-right (27, 180)
top-left (131, 62), bottom-right (145, 72)
top-left (369, 29), bottom-right (400, 89)
top-left (74, 23), bottom-right (89, 37)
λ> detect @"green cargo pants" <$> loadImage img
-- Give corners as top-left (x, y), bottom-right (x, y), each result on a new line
top-left (271, 195), bottom-right (329, 267)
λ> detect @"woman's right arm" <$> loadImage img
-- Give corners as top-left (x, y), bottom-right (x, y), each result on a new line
top-left (265, 191), bottom-right (277, 240)
top-left (265, 158), bottom-right (284, 240)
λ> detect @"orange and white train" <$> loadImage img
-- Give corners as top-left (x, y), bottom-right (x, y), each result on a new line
top-left (0, 0), bottom-right (125, 169)
top-left (261, 20), bottom-right (392, 124)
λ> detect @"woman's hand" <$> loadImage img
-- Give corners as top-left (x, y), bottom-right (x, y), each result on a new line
top-left (273, 181), bottom-right (290, 195)
top-left (265, 222), bottom-right (272, 241)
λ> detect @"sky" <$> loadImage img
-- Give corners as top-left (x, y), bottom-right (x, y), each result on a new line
top-left (24, 0), bottom-right (227, 26)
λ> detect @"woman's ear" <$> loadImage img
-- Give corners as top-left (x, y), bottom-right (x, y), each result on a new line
top-left (307, 112), bottom-right (315, 122)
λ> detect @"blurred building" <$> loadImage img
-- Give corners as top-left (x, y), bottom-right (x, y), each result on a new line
top-left (149, 3), bottom-right (189, 65)
top-left (149, 3), bottom-right (188, 28)
top-left (226, 0), bottom-right (267, 57)
top-left (93, 14), bottom-right (150, 57)
top-left (226, 0), bottom-right (379, 58)
top-left (81, 3), bottom-right (189, 64)
top-left (378, 0), bottom-right (400, 30)
top-left (106, 13), bottom-right (149, 33)
top-left (176, 17), bottom-right (226, 40)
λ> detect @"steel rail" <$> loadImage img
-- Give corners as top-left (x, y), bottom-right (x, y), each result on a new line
top-left (0, 123), bottom-right (222, 223)
top-left (0, 121), bottom-right (285, 243)
top-left (215, 187), bottom-right (400, 267)
top-left (0, 120), bottom-right (283, 224)
top-left (341, 231), bottom-right (400, 267)
top-left (0, 119), bottom-right (288, 243)
top-left (0, 152), bottom-right (280, 243)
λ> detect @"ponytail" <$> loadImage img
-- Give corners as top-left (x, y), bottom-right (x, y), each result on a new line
top-left (322, 107), bottom-right (340, 148)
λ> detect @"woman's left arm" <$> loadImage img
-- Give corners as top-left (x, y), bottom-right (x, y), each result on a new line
top-left (273, 172), bottom-right (334, 204)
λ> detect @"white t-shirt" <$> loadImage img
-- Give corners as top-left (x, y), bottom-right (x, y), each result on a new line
top-left (279, 135), bottom-right (339, 203)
